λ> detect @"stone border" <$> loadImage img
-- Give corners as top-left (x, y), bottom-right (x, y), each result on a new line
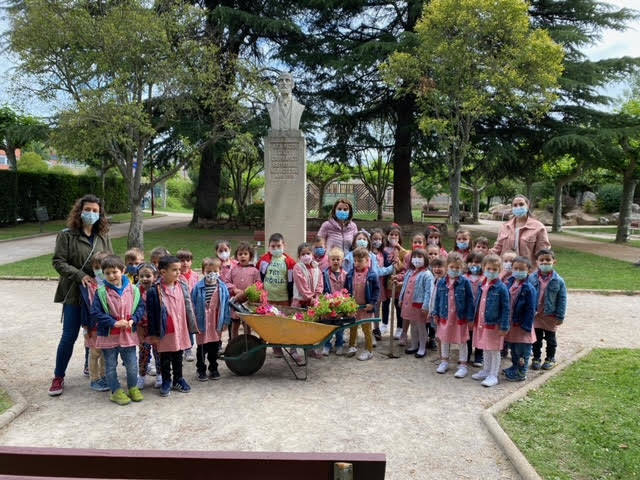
top-left (481, 347), bottom-right (594, 480)
top-left (0, 380), bottom-right (27, 430)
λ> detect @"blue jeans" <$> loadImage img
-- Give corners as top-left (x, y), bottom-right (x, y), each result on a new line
top-left (54, 304), bottom-right (83, 378)
top-left (324, 330), bottom-right (345, 349)
top-left (103, 346), bottom-right (138, 393)
top-left (509, 343), bottom-right (533, 378)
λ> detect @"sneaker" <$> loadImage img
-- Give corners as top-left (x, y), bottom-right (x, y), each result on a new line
top-left (398, 337), bottom-right (407, 347)
top-left (531, 359), bottom-right (542, 370)
top-left (472, 360), bottom-right (484, 368)
top-left (154, 375), bottom-right (163, 389)
top-left (90, 378), bottom-right (109, 392)
top-left (472, 370), bottom-right (489, 381)
top-left (197, 372), bottom-right (208, 382)
top-left (184, 349), bottom-right (195, 362)
top-left (373, 328), bottom-right (382, 341)
top-left (346, 346), bottom-right (358, 358)
top-left (148, 363), bottom-right (157, 376)
top-left (436, 361), bottom-right (449, 374)
top-left (505, 372), bottom-right (526, 382)
top-left (335, 346), bottom-right (345, 356)
top-left (357, 350), bottom-right (373, 361)
top-left (208, 369), bottom-right (221, 380)
top-left (542, 359), bottom-right (556, 370)
top-left (48, 376), bottom-right (64, 396)
top-left (393, 328), bottom-right (403, 340)
top-left (380, 324), bottom-right (389, 335)
top-left (173, 378), bottom-right (191, 393)
top-left (110, 388), bottom-right (131, 405)
top-left (83, 366), bottom-right (90, 377)
top-left (309, 350), bottom-right (323, 359)
top-left (454, 365), bottom-right (468, 378)
top-left (128, 387), bottom-right (144, 402)
top-left (136, 376), bottom-right (145, 390)
top-left (322, 346), bottom-right (330, 356)
top-left (502, 366), bottom-right (518, 377)
top-left (481, 375), bottom-right (499, 387)
top-left (160, 379), bottom-right (172, 397)
top-left (427, 339), bottom-right (438, 351)
top-left (291, 351), bottom-right (306, 365)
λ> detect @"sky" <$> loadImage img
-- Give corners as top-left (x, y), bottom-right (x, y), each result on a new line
top-left (0, 0), bottom-right (638, 118)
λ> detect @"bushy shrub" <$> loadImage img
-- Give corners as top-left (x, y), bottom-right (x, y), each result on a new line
top-left (597, 184), bottom-right (623, 213)
top-left (166, 176), bottom-right (195, 209)
top-left (217, 202), bottom-right (235, 219)
top-left (583, 199), bottom-right (597, 214)
top-left (244, 202), bottom-right (264, 227)
top-left (537, 197), bottom-right (554, 212)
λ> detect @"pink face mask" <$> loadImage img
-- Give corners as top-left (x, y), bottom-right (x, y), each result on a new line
top-left (301, 254), bottom-right (313, 265)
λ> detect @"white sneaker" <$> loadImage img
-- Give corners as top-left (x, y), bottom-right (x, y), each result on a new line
top-left (481, 375), bottom-right (499, 387)
top-left (335, 346), bottom-right (345, 356)
top-left (136, 375), bottom-right (145, 390)
top-left (454, 366), bottom-right (468, 378)
top-left (322, 346), bottom-right (330, 356)
top-left (436, 361), bottom-right (449, 374)
top-left (380, 324), bottom-right (389, 335)
top-left (346, 346), bottom-right (358, 357)
top-left (357, 351), bottom-right (373, 361)
top-left (148, 363), bottom-right (157, 376)
top-left (472, 370), bottom-right (489, 381)
top-left (393, 328), bottom-right (403, 340)
top-left (184, 349), bottom-right (195, 362)
top-left (154, 375), bottom-right (162, 389)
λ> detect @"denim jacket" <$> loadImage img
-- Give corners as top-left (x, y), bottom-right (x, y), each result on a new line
top-left (474, 279), bottom-right (511, 332)
top-left (343, 251), bottom-right (393, 276)
top-left (528, 270), bottom-right (567, 323)
top-left (399, 268), bottom-right (434, 311)
top-left (506, 276), bottom-right (536, 332)
top-left (146, 280), bottom-right (199, 338)
top-left (191, 279), bottom-right (231, 334)
top-left (345, 268), bottom-right (380, 306)
top-left (433, 276), bottom-right (475, 323)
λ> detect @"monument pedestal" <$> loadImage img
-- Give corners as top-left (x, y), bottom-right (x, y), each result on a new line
top-left (264, 130), bottom-right (307, 255)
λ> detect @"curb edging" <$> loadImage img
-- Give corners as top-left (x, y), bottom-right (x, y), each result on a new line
top-left (0, 380), bottom-right (28, 430)
top-left (482, 347), bottom-right (594, 480)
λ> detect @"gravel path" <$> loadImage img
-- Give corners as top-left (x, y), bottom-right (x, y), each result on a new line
top-left (1, 280), bottom-right (639, 479)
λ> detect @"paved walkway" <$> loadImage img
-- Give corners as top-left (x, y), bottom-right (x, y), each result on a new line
top-left (1, 281), bottom-right (638, 479)
top-left (466, 220), bottom-right (640, 263)
top-left (0, 213), bottom-right (191, 266)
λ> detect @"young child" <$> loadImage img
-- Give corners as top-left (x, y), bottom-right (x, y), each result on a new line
top-left (370, 228), bottom-right (393, 338)
top-left (472, 236), bottom-right (490, 256)
top-left (427, 245), bottom-right (441, 265)
top-left (503, 256), bottom-right (537, 381)
top-left (322, 247), bottom-right (348, 356)
top-left (292, 242), bottom-right (324, 308)
top-left (177, 249), bottom-right (199, 362)
top-left (124, 247), bottom-right (144, 285)
top-left (383, 224), bottom-right (407, 340)
top-left (91, 255), bottom-right (145, 405)
top-left (451, 229), bottom-right (472, 261)
top-left (192, 258), bottom-right (231, 381)
top-left (471, 254), bottom-right (511, 387)
top-left (150, 247), bottom-right (170, 268)
top-left (399, 249), bottom-right (434, 358)
top-left (403, 233), bottom-right (427, 270)
top-left (346, 247), bottom-right (380, 361)
top-left (529, 249), bottom-right (567, 371)
top-left (432, 253), bottom-right (475, 378)
top-left (426, 225), bottom-right (448, 257)
top-left (146, 255), bottom-right (199, 397)
top-left (228, 242), bottom-right (260, 338)
top-left (500, 250), bottom-right (517, 283)
top-left (81, 251), bottom-right (109, 392)
top-left (215, 240), bottom-right (237, 284)
top-left (136, 263), bottom-right (161, 389)
top-left (312, 236), bottom-right (329, 272)
top-left (465, 252), bottom-right (485, 367)
top-left (427, 256), bottom-right (447, 351)
top-left (343, 231), bottom-right (376, 273)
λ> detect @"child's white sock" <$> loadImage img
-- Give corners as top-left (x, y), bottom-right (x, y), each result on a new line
top-left (417, 323), bottom-right (428, 355)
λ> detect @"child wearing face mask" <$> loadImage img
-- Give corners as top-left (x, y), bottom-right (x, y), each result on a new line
top-left (452, 229), bottom-right (472, 262)
top-left (432, 253), bottom-right (475, 378)
top-left (124, 248), bottom-right (145, 285)
top-left (465, 252), bottom-right (485, 368)
top-left (471, 254), bottom-right (511, 387)
top-left (500, 250), bottom-right (517, 283)
top-left (215, 240), bottom-right (237, 284)
top-left (177, 249), bottom-right (199, 362)
top-left (312, 236), bottom-right (329, 272)
top-left (136, 263), bottom-right (162, 389)
top-left (427, 256), bottom-right (446, 352)
top-left (403, 233), bottom-right (427, 269)
top-left (343, 231), bottom-right (376, 273)
top-left (399, 249), bottom-right (434, 358)
top-left (426, 225), bottom-right (448, 257)
top-left (292, 243), bottom-right (324, 308)
top-left (383, 224), bottom-right (407, 340)
top-left (370, 228), bottom-right (393, 339)
top-left (228, 242), bottom-right (260, 339)
top-left (191, 258), bottom-right (231, 382)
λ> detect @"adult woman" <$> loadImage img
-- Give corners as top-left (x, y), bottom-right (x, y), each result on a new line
top-left (48, 194), bottom-right (113, 396)
top-left (491, 195), bottom-right (551, 265)
top-left (317, 199), bottom-right (359, 253)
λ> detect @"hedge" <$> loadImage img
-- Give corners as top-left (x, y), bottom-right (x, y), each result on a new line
top-left (0, 170), bottom-right (129, 225)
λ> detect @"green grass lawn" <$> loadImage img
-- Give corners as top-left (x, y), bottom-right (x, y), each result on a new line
top-left (568, 227), bottom-right (618, 234)
top-left (0, 390), bottom-right (12, 415)
top-left (562, 230), bottom-right (640, 249)
top-left (499, 348), bottom-right (640, 480)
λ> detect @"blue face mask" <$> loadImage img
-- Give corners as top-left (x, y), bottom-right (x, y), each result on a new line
top-left (448, 269), bottom-right (461, 278)
top-left (456, 242), bottom-right (469, 250)
top-left (126, 265), bottom-right (140, 276)
top-left (484, 270), bottom-right (500, 281)
top-left (512, 206), bottom-right (528, 218)
top-left (336, 210), bottom-right (350, 221)
top-left (81, 211), bottom-right (99, 226)
top-left (356, 239), bottom-right (368, 249)
top-left (270, 248), bottom-right (283, 258)
top-left (513, 271), bottom-right (528, 280)
top-left (314, 247), bottom-right (326, 257)
top-left (469, 265), bottom-right (481, 275)
top-left (539, 264), bottom-right (554, 273)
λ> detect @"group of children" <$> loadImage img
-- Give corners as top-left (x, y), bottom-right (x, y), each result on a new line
top-left (79, 223), bottom-right (567, 406)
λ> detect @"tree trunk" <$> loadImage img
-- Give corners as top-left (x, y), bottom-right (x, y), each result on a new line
top-left (377, 200), bottom-right (383, 220)
top-left (616, 164), bottom-right (638, 243)
top-left (318, 183), bottom-right (326, 215)
top-left (525, 178), bottom-right (533, 205)
top-left (472, 186), bottom-right (480, 224)
top-left (128, 195), bottom-right (144, 249)
top-left (195, 142), bottom-right (223, 222)
top-left (392, 97), bottom-right (414, 224)
top-left (552, 181), bottom-right (563, 233)
top-left (449, 162), bottom-right (462, 231)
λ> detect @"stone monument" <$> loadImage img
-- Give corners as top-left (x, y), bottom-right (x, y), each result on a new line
top-left (264, 72), bottom-right (306, 254)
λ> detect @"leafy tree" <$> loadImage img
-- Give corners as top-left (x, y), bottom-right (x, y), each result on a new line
top-left (306, 160), bottom-right (350, 214)
top-left (542, 155), bottom-right (583, 232)
top-left (414, 177), bottom-right (443, 212)
top-left (354, 149), bottom-right (393, 221)
top-left (383, 0), bottom-right (563, 230)
top-left (0, 106), bottom-right (48, 171)
top-left (18, 151), bottom-right (48, 172)
top-left (221, 133), bottom-right (263, 221)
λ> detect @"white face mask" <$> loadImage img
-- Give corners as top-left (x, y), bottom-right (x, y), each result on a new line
top-left (503, 261), bottom-right (513, 272)
top-left (270, 248), bottom-right (283, 258)
top-left (218, 251), bottom-right (230, 261)
top-left (388, 238), bottom-right (398, 247)
top-left (300, 254), bottom-right (313, 265)
top-left (93, 269), bottom-right (104, 285)
top-left (205, 272), bottom-right (219, 284)
top-left (411, 257), bottom-right (425, 268)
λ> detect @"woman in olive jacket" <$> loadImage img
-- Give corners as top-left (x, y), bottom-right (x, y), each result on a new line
top-left (48, 194), bottom-right (113, 396)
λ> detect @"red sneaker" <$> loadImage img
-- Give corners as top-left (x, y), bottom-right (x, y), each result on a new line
top-left (48, 376), bottom-right (64, 396)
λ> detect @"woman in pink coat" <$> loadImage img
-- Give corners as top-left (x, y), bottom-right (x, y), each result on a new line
top-left (491, 195), bottom-right (551, 266)
top-left (317, 199), bottom-right (358, 253)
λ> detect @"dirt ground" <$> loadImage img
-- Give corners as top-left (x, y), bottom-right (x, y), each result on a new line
top-left (1, 280), bottom-right (639, 479)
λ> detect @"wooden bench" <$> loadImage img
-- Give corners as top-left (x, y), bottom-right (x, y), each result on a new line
top-left (421, 209), bottom-right (450, 222)
top-left (0, 446), bottom-right (386, 480)
top-left (631, 220), bottom-right (640, 234)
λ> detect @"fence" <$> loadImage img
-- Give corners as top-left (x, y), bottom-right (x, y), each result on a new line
top-left (307, 182), bottom-right (392, 220)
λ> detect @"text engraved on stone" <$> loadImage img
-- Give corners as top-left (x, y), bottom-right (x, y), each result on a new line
top-left (269, 142), bottom-right (300, 182)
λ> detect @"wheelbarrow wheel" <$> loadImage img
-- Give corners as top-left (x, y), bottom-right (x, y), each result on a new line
top-left (224, 334), bottom-right (266, 376)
